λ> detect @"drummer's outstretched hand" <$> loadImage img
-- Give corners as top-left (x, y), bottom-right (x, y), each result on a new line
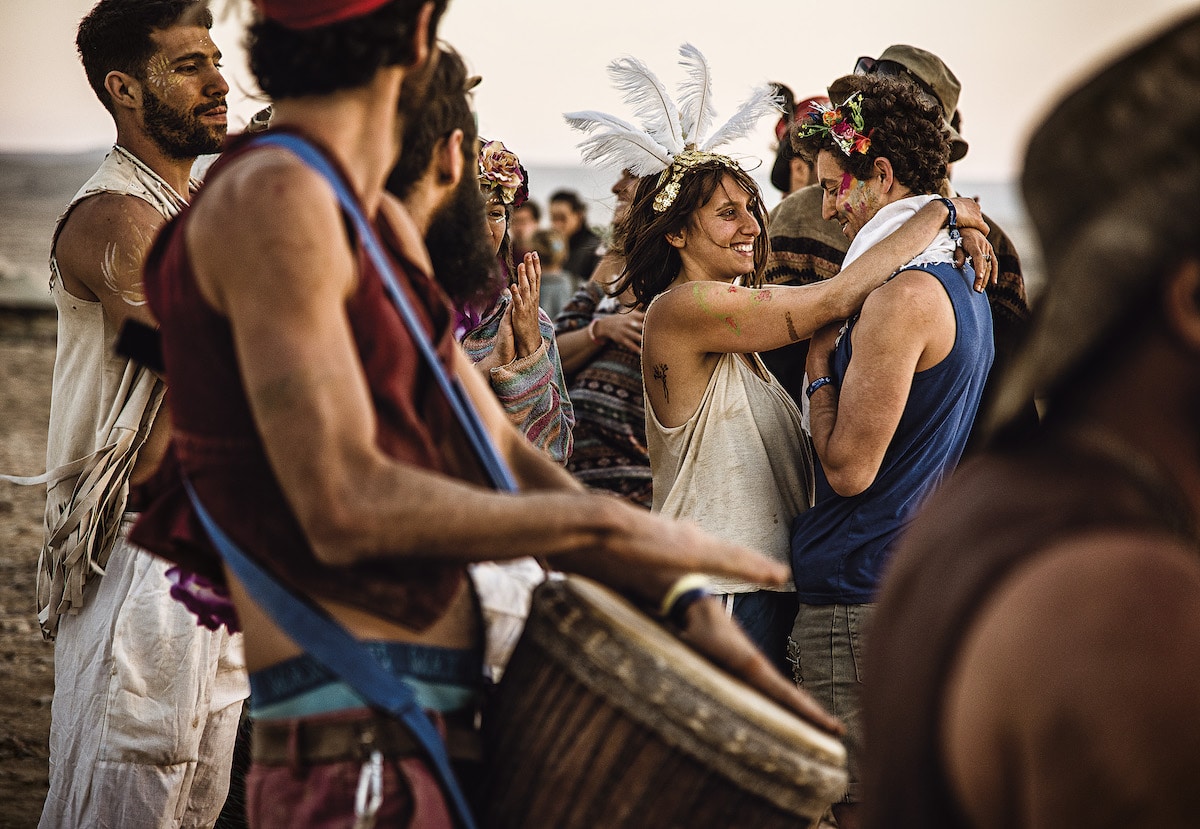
top-left (677, 597), bottom-right (845, 737)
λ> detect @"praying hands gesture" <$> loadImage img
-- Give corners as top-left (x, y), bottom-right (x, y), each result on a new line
top-left (510, 251), bottom-right (543, 360)
top-left (476, 251), bottom-right (545, 371)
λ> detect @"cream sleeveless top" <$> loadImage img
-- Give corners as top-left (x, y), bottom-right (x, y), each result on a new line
top-left (32, 147), bottom-right (186, 636)
top-left (646, 350), bottom-right (815, 593)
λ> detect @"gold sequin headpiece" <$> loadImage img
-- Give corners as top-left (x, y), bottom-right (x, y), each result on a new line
top-left (564, 44), bottom-right (781, 213)
top-left (652, 148), bottom-right (739, 212)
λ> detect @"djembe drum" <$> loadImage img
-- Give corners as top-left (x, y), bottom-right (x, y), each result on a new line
top-left (479, 576), bottom-right (847, 828)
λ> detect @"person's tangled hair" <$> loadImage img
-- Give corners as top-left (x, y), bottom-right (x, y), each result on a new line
top-left (249, 0), bottom-right (447, 100)
top-left (613, 161), bottom-right (769, 310)
top-left (387, 45), bottom-right (475, 200)
top-left (76, 0), bottom-right (212, 115)
top-left (792, 74), bottom-right (949, 195)
top-left (383, 46), bottom-right (496, 307)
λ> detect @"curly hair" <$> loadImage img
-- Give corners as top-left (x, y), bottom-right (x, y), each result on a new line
top-left (248, 0), bottom-right (447, 100)
top-left (792, 74), bottom-right (949, 195)
top-left (613, 161), bottom-right (769, 310)
top-left (76, 0), bottom-right (212, 115)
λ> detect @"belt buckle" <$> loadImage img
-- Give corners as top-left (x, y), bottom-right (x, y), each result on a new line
top-left (353, 723), bottom-right (384, 829)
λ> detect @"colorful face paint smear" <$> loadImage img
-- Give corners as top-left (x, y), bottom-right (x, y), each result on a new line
top-left (691, 282), bottom-right (742, 336)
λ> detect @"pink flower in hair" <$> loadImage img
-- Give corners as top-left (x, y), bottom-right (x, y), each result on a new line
top-left (478, 140), bottom-right (529, 207)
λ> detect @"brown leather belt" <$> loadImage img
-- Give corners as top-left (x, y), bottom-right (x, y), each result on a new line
top-left (252, 709), bottom-right (482, 766)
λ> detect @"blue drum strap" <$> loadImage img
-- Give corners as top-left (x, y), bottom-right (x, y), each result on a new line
top-left (255, 132), bottom-right (518, 493)
top-left (178, 131), bottom-right (502, 829)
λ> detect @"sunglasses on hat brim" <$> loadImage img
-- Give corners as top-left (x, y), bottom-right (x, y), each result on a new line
top-left (853, 56), bottom-right (944, 113)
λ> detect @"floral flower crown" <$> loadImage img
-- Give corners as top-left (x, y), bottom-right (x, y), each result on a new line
top-left (478, 140), bottom-right (529, 208)
top-left (795, 93), bottom-right (873, 157)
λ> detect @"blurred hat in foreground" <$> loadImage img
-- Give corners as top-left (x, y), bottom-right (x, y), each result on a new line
top-left (984, 9), bottom-right (1200, 434)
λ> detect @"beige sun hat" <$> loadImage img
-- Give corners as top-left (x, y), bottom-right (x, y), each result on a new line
top-left (830, 45), bottom-right (968, 163)
top-left (982, 8), bottom-right (1200, 436)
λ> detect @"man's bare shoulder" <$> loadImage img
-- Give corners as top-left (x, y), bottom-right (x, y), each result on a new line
top-left (944, 530), bottom-right (1200, 826)
top-left (191, 147), bottom-right (333, 229)
top-left (57, 192), bottom-right (165, 253)
top-left (186, 146), bottom-right (353, 307)
top-left (975, 530), bottom-right (1200, 673)
top-left (55, 193), bottom-right (166, 305)
top-left (860, 266), bottom-right (949, 327)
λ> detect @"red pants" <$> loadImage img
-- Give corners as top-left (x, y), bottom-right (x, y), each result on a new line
top-left (245, 709), bottom-right (457, 829)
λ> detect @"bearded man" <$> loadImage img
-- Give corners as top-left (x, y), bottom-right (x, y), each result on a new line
top-left (36, 1), bottom-right (246, 824)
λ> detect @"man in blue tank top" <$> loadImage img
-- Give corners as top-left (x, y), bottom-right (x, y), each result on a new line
top-left (785, 73), bottom-right (995, 828)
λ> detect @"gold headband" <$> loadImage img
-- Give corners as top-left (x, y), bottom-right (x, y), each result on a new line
top-left (652, 148), bottom-right (740, 213)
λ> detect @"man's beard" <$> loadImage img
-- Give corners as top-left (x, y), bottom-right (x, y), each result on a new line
top-left (425, 170), bottom-right (498, 306)
top-left (142, 86), bottom-right (225, 160)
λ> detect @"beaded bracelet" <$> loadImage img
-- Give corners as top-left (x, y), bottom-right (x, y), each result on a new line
top-left (936, 196), bottom-right (962, 247)
top-left (805, 375), bottom-right (834, 399)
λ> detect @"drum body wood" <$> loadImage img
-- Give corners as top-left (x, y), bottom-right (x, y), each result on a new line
top-left (479, 576), bottom-right (847, 828)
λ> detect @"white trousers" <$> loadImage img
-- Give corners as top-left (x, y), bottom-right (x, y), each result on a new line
top-left (39, 523), bottom-right (248, 829)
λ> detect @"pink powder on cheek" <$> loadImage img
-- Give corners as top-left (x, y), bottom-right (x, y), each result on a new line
top-left (839, 173), bottom-right (872, 216)
top-left (837, 171), bottom-right (855, 197)
top-left (837, 171), bottom-right (858, 215)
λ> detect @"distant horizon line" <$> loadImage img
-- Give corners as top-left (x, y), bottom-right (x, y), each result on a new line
top-left (0, 147), bottom-right (1019, 183)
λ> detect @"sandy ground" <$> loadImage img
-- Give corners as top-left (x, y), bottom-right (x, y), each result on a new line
top-left (0, 309), bottom-right (56, 827)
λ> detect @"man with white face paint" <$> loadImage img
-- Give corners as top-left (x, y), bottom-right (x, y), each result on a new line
top-left (34, 1), bottom-right (245, 824)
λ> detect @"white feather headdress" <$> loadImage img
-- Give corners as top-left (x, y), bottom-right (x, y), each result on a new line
top-left (564, 44), bottom-right (781, 211)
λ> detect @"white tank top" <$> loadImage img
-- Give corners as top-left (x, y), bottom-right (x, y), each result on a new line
top-left (646, 350), bottom-right (814, 593)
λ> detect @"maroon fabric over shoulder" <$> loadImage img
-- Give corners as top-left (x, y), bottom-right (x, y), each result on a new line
top-left (131, 127), bottom-right (469, 632)
top-left (252, 0), bottom-right (392, 29)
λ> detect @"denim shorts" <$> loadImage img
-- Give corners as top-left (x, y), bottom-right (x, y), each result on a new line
top-left (787, 603), bottom-right (874, 803)
top-left (720, 590), bottom-right (799, 677)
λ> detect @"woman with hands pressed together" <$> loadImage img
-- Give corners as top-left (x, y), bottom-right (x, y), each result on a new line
top-left (460, 139), bottom-right (574, 464)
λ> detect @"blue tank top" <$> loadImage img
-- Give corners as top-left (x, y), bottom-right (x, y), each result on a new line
top-left (791, 261), bottom-right (994, 603)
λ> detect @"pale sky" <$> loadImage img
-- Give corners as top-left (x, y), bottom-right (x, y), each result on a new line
top-left (3, 0), bottom-right (1197, 181)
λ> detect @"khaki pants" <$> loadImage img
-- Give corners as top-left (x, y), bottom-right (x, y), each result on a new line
top-left (39, 522), bottom-right (248, 829)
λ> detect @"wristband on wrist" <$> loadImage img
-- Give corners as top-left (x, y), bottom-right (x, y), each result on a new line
top-left (667, 586), bottom-right (710, 628)
top-left (805, 375), bottom-right (835, 399)
top-left (936, 196), bottom-right (962, 246)
top-left (658, 573), bottom-right (712, 626)
top-left (587, 318), bottom-right (604, 343)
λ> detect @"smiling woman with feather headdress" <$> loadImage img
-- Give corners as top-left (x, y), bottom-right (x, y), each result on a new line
top-left (565, 44), bottom-right (993, 673)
